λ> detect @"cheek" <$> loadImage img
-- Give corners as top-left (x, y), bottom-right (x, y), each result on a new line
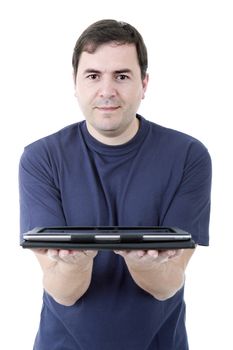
top-left (122, 87), bottom-right (142, 102)
top-left (75, 89), bottom-right (90, 108)
top-left (133, 84), bottom-right (145, 100)
top-left (130, 88), bottom-right (145, 105)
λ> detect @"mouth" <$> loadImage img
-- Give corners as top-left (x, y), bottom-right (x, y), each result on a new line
top-left (95, 106), bottom-right (120, 112)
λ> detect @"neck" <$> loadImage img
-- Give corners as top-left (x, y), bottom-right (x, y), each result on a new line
top-left (86, 118), bottom-right (140, 146)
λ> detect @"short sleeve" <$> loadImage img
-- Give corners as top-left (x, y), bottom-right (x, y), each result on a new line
top-left (161, 141), bottom-right (212, 245)
top-left (19, 141), bottom-right (66, 241)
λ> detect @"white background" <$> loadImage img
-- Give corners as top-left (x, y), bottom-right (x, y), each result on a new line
top-left (0, 1), bottom-right (232, 349)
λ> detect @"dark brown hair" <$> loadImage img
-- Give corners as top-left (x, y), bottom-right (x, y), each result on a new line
top-left (72, 19), bottom-right (148, 81)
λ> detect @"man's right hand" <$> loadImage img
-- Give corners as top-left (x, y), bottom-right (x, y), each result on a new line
top-left (49, 248), bottom-right (97, 265)
top-left (31, 248), bottom-right (98, 306)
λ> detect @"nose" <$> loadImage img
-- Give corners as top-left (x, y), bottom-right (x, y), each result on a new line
top-left (98, 77), bottom-right (117, 98)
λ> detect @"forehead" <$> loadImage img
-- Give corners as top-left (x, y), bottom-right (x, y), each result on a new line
top-left (78, 43), bottom-right (140, 72)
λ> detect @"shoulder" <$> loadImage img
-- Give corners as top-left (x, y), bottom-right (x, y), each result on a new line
top-left (144, 118), bottom-right (211, 163)
top-left (19, 122), bottom-right (85, 177)
top-left (22, 122), bottom-right (83, 159)
top-left (148, 119), bottom-right (204, 146)
top-left (26, 122), bottom-right (82, 150)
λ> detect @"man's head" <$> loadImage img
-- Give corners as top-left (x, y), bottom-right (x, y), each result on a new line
top-left (72, 19), bottom-right (148, 82)
top-left (73, 20), bottom-right (149, 145)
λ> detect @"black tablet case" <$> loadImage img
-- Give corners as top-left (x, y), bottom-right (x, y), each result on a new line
top-left (21, 226), bottom-right (196, 250)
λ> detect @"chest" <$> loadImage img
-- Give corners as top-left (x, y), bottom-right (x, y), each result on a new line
top-left (58, 145), bottom-right (181, 227)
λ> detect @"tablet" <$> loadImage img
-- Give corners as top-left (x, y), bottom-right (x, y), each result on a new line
top-left (21, 226), bottom-right (196, 250)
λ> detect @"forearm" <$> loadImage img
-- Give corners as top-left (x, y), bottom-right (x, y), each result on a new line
top-left (34, 249), bottom-right (97, 306)
top-left (127, 260), bottom-right (185, 300)
top-left (117, 249), bottom-right (194, 301)
top-left (43, 260), bottom-right (93, 306)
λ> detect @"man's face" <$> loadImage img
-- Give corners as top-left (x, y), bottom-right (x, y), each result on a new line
top-left (75, 43), bottom-right (148, 140)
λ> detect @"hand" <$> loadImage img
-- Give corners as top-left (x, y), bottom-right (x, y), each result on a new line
top-left (31, 248), bottom-right (98, 268)
top-left (114, 249), bottom-right (183, 271)
top-left (47, 249), bottom-right (97, 263)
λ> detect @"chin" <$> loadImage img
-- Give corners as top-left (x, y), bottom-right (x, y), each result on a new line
top-left (98, 126), bottom-right (121, 135)
top-left (95, 119), bottom-right (122, 132)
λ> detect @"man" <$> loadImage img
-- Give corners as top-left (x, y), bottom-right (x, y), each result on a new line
top-left (19, 19), bottom-right (212, 350)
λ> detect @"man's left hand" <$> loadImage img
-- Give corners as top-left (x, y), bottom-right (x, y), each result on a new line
top-left (114, 249), bottom-right (183, 270)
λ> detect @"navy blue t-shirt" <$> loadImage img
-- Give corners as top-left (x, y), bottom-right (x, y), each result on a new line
top-left (19, 116), bottom-right (212, 350)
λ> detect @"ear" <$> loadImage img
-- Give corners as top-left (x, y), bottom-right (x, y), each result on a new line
top-left (73, 71), bottom-right (77, 97)
top-left (141, 73), bottom-right (149, 99)
top-left (73, 70), bottom-right (78, 86)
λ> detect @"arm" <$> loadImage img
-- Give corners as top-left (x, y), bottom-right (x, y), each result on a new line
top-left (34, 249), bottom-right (97, 306)
top-left (19, 145), bottom-right (97, 306)
top-left (115, 248), bottom-right (194, 300)
top-left (115, 142), bottom-right (211, 300)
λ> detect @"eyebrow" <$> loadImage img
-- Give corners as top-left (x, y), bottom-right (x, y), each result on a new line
top-left (83, 69), bottom-right (101, 75)
top-left (114, 69), bottom-right (133, 75)
top-left (82, 68), bottom-right (133, 75)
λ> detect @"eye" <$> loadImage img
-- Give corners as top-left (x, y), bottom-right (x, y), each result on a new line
top-left (87, 74), bottom-right (99, 80)
top-left (116, 74), bottom-right (129, 81)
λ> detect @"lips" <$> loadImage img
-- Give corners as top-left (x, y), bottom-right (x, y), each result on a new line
top-left (95, 106), bottom-right (120, 111)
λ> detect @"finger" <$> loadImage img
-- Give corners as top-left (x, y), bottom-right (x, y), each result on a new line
top-left (83, 250), bottom-right (98, 257)
top-left (115, 250), bottom-right (148, 259)
top-left (154, 250), bottom-right (179, 264)
top-left (164, 249), bottom-right (183, 259)
top-left (174, 249), bottom-right (184, 257)
top-left (31, 248), bottom-right (48, 255)
top-left (47, 249), bottom-right (60, 261)
top-left (59, 249), bottom-right (79, 259)
top-left (114, 250), bottom-right (127, 257)
top-left (136, 250), bottom-right (147, 258)
top-left (123, 250), bottom-right (146, 259)
top-left (58, 249), bottom-right (98, 262)
top-left (147, 250), bottom-right (159, 258)
top-left (126, 250), bottom-right (141, 259)
top-left (159, 250), bottom-right (176, 258)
